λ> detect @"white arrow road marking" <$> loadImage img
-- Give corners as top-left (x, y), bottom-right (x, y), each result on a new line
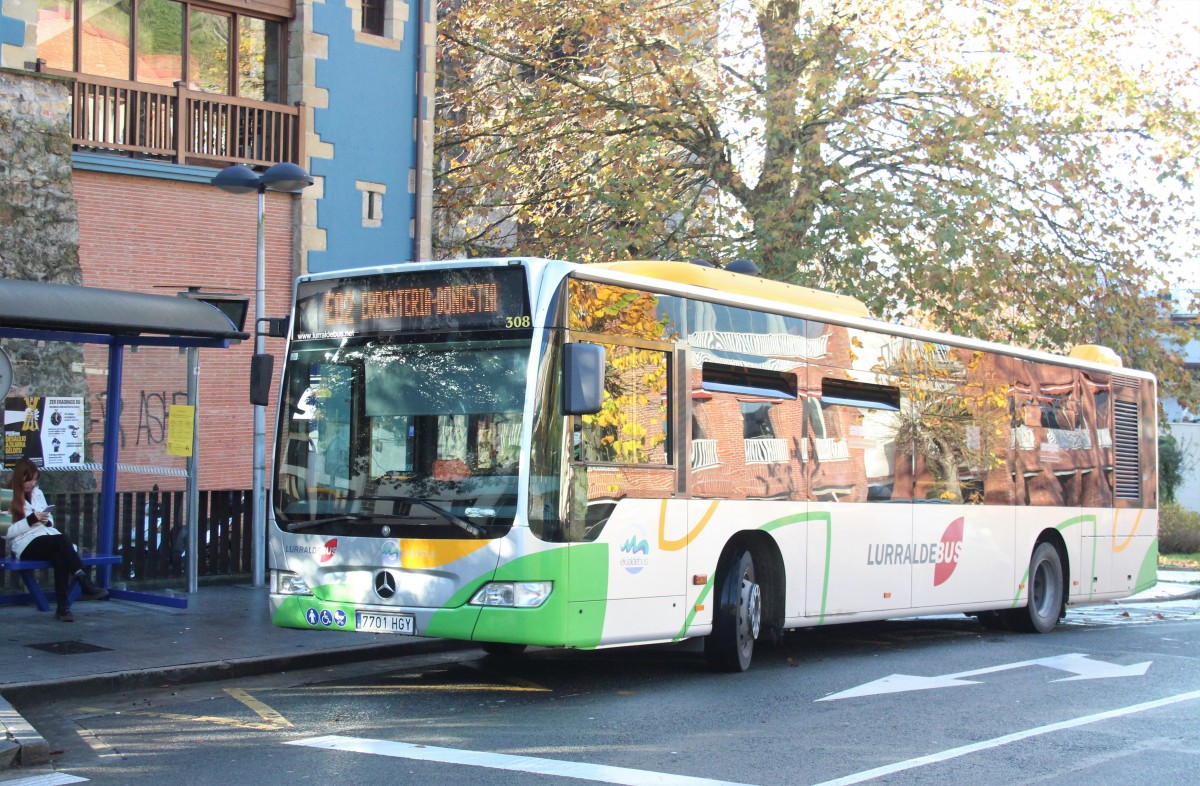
top-left (287, 735), bottom-right (757, 786)
top-left (811, 688), bottom-right (1200, 785)
top-left (818, 653), bottom-right (1152, 701)
top-left (0, 775), bottom-right (88, 786)
top-left (816, 674), bottom-right (982, 700)
top-left (1037, 653), bottom-right (1153, 681)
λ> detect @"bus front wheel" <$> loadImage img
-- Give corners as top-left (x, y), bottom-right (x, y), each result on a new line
top-left (1004, 541), bottom-right (1064, 633)
top-left (705, 549), bottom-right (761, 672)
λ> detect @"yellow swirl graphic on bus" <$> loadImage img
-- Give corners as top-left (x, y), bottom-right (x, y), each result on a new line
top-left (658, 500), bottom-right (720, 552)
top-left (394, 538), bottom-right (491, 569)
top-left (1111, 509), bottom-right (1143, 554)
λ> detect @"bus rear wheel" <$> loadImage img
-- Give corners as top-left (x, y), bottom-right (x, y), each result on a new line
top-left (705, 549), bottom-right (761, 672)
top-left (480, 642), bottom-right (528, 658)
top-left (1004, 541), bottom-right (1064, 633)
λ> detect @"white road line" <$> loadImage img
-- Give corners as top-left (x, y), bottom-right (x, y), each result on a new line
top-left (0, 774), bottom-right (88, 786)
top-left (811, 688), bottom-right (1200, 786)
top-left (287, 734), bottom-right (756, 786)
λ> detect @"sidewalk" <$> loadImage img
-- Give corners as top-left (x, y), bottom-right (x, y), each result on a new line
top-left (1, 570), bottom-right (1198, 771)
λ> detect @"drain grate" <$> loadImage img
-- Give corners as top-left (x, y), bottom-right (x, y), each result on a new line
top-left (25, 640), bottom-right (113, 655)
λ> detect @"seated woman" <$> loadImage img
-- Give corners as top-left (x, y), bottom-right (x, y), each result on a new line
top-left (6, 458), bottom-right (107, 622)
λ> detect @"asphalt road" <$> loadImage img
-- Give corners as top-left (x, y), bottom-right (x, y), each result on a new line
top-left (11, 598), bottom-right (1200, 786)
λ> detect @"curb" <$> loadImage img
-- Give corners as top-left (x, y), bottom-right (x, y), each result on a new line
top-left (0, 696), bottom-right (48, 767)
top-left (1, 638), bottom-right (469, 704)
top-left (1117, 586), bottom-right (1200, 604)
top-left (0, 638), bottom-right (471, 769)
top-left (1113, 580), bottom-right (1200, 604)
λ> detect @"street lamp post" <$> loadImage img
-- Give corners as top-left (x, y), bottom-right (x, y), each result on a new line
top-left (212, 162), bottom-right (313, 587)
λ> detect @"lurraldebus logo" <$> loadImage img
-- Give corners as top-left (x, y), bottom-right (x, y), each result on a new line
top-left (285, 538), bottom-right (340, 564)
top-left (932, 517), bottom-right (964, 586)
top-left (865, 517), bottom-right (964, 586)
top-left (618, 526), bottom-right (650, 574)
top-left (381, 540), bottom-right (401, 567)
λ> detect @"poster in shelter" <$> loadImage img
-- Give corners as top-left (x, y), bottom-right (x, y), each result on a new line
top-left (3, 396), bottom-right (85, 469)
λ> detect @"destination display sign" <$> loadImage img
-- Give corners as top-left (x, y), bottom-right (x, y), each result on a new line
top-left (294, 267), bottom-right (530, 338)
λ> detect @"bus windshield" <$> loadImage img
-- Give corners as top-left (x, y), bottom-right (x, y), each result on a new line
top-left (273, 336), bottom-right (530, 538)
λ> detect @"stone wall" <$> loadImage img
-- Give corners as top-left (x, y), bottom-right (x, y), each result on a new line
top-left (0, 67), bottom-right (92, 491)
top-left (0, 67), bottom-right (78, 283)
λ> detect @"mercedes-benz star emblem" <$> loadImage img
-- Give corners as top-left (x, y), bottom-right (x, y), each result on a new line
top-left (374, 571), bottom-right (397, 600)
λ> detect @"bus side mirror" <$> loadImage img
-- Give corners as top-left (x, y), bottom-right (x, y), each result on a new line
top-left (250, 353), bottom-right (274, 406)
top-left (563, 343), bottom-right (604, 415)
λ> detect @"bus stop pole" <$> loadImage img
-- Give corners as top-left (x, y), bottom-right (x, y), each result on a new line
top-left (97, 339), bottom-right (124, 588)
top-left (186, 346), bottom-right (199, 594)
top-left (252, 187), bottom-right (266, 587)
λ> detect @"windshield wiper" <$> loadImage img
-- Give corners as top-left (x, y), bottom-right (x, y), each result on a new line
top-left (359, 495), bottom-right (485, 538)
top-left (395, 496), bottom-right (486, 538)
top-left (283, 513), bottom-right (370, 533)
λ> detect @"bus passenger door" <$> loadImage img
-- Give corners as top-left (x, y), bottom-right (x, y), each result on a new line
top-left (566, 341), bottom-right (687, 645)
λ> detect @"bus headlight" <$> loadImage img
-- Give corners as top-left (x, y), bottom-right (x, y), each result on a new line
top-left (274, 570), bottom-right (311, 595)
top-left (470, 581), bottom-right (552, 608)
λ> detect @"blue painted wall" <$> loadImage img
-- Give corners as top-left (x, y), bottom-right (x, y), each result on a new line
top-left (0, 8), bottom-right (24, 48)
top-left (308, 3), bottom-right (420, 273)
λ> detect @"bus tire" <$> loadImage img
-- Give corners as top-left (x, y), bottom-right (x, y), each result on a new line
top-left (1004, 541), bottom-right (1064, 634)
top-left (705, 549), bottom-right (761, 672)
top-left (480, 642), bottom-right (528, 658)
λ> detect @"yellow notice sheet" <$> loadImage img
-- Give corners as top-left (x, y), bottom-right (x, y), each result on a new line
top-left (167, 405), bottom-right (195, 457)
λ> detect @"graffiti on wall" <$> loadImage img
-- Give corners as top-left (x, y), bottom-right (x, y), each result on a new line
top-left (87, 389), bottom-right (189, 454)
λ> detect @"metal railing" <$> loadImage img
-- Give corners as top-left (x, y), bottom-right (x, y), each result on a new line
top-left (745, 438), bottom-right (789, 464)
top-left (1, 489), bottom-right (254, 587)
top-left (42, 67), bottom-right (305, 168)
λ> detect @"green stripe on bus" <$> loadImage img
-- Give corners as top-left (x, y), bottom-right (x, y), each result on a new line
top-left (1135, 538), bottom-right (1159, 593)
top-left (426, 543), bottom-right (610, 648)
top-left (760, 511), bottom-right (833, 624)
top-left (1012, 515), bottom-right (1095, 608)
top-left (673, 580), bottom-right (714, 642)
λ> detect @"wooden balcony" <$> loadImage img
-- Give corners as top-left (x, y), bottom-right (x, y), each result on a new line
top-left (46, 70), bottom-right (305, 168)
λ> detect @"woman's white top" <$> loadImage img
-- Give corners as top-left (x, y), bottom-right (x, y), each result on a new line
top-left (6, 487), bottom-right (56, 558)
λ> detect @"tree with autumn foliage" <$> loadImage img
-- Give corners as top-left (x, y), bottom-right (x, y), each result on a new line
top-left (437, 0), bottom-right (1200, 409)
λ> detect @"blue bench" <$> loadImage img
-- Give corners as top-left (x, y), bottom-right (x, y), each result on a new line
top-left (0, 554), bottom-right (122, 611)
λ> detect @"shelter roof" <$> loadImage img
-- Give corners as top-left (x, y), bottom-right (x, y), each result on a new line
top-left (0, 279), bottom-right (248, 343)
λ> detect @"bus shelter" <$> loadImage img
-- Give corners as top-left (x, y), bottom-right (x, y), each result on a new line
top-left (0, 278), bottom-right (247, 607)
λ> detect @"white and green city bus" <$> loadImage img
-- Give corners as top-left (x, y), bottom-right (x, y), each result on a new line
top-left (268, 258), bottom-right (1158, 671)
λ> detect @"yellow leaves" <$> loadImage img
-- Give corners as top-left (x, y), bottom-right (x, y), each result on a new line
top-left (567, 282), bottom-right (671, 341)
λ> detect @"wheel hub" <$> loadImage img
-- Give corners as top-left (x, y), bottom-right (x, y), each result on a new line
top-left (741, 579), bottom-right (762, 641)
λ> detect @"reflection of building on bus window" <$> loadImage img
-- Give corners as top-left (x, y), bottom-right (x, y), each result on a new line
top-left (431, 413), bottom-right (522, 476)
top-left (437, 415), bottom-right (468, 459)
top-left (370, 415), bottom-right (413, 476)
top-left (316, 419), bottom-right (351, 484)
top-left (475, 414), bottom-right (522, 470)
